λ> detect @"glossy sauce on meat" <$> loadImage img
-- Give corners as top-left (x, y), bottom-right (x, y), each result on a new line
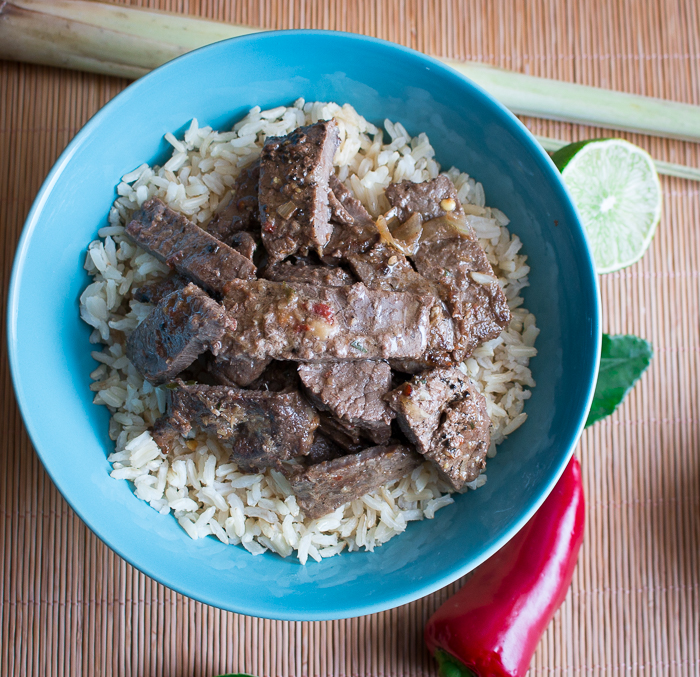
top-left (121, 120), bottom-right (508, 520)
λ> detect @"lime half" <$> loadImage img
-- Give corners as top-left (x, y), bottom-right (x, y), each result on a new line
top-left (552, 139), bottom-right (662, 274)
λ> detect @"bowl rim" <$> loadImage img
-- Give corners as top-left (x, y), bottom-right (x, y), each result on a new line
top-left (8, 28), bottom-right (601, 620)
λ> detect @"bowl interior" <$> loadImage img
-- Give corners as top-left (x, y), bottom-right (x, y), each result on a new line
top-left (8, 31), bottom-right (599, 620)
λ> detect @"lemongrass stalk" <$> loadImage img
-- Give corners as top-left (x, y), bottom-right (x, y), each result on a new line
top-left (535, 135), bottom-right (700, 182)
top-left (442, 59), bottom-right (700, 144)
top-left (0, 0), bottom-right (260, 79)
top-left (2, 0), bottom-right (700, 144)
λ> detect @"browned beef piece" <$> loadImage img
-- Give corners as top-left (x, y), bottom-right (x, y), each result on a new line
top-left (289, 445), bottom-right (422, 519)
top-left (317, 412), bottom-right (366, 453)
top-left (205, 160), bottom-right (260, 245)
top-left (384, 367), bottom-right (472, 454)
top-left (152, 416), bottom-right (180, 453)
top-left (322, 175), bottom-right (379, 262)
top-left (221, 279), bottom-right (433, 362)
top-left (126, 197), bottom-right (256, 295)
top-left (305, 432), bottom-right (346, 465)
top-left (263, 257), bottom-right (355, 287)
top-left (208, 355), bottom-right (272, 387)
top-left (132, 273), bottom-right (188, 305)
top-left (259, 120), bottom-right (340, 263)
top-left (424, 384), bottom-right (490, 490)
top-left (153, 382), bottom-right (319, 471)
top-left (385, 175), bottom-right (465, 222)
top-left (228, 231), bottom-right (258, 261)
top-left (385, 367), bottom-right (490, 490)
top-left (175, 353), bottom-right (221, 386)
top-left (248, 360), bottom-right (300, 393)
top-left (413, 217), bottom-right (511, 360)
top-left (347, 243), bottom-right (454, 370)
top-left (328, 175), bottom-right (372, 226)
top-left (298, 361), bottom-right (394, 444)
top-left (126, 283), bottom-right (233, 386)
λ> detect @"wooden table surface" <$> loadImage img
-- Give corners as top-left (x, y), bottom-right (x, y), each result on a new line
top-left (2, 1), bottom-right (700, 675)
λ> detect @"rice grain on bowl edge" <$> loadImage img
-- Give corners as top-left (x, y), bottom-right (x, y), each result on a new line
top-left (79, 100), bottom-right (538, 565)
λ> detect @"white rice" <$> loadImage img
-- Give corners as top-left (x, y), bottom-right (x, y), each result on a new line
top-left (80, 99), bottom-right (538, 564)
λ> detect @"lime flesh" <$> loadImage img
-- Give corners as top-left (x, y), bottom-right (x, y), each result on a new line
top-left (552, 139), bottom-right (662, 274)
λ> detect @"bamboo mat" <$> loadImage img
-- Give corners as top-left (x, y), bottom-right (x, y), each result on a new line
top-left (2, 0), bottom-right (700, 675)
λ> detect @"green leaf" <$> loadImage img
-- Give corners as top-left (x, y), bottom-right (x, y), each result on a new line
top-left (586, 334), bottom-right (653, 427)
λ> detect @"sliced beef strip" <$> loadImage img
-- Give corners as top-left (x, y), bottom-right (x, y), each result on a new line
top-left (151, 415), bottom-right (181, 453)
top-left (327, 186), bottom-right (354, 225)
top-left (322, 174), bottom-right (379, 262)
top-left (132, 273), bottom-right (189, 305)
top-left (384, 367), bottom-right (472, 454)
top-left (384, 175), bottom-right (465, 222)
top-left (175, 353), bottom-right (221, 386)
top-left (205, 160), bottom-right (260, 245)
top-left (228, 231), bottom-right (258, 262)
top-left (259, 120), bottom-right (340, 263)
top-left (413, 217), bottom-right (511, 360)
top-left (263, 257), bottom-right (355, 287)
top-left (152, 382), bottom-right (318, 471)
top-left (424, 383), bottom-right (490, 490)
top-left (288, 444), bottom-right (422, 519)
top-left (305, 432), bottom-right (347, 465)
top-left (126, 283), bottom-right (233, 386)
top-left (247, 360), bottom-right (300, 393)
top-left (347, 242), bottom-right (454, 369)
top-left (126, 197), bottom-right (256, 295)
top-left (208, 355), bottom-right (272, 387)
top-left (220, 279), bottom-right (433, 362)
top-left (317, 412), bottom-right (366, 453)
top-left (298, 361), bottom-right (394, 445)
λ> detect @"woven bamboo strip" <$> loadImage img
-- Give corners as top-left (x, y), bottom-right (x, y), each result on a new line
top-left (1, 1), bottom-right (700, 675)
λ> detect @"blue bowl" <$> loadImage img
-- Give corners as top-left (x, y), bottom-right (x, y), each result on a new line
top-left (8, 31), bottom-right (600, 620)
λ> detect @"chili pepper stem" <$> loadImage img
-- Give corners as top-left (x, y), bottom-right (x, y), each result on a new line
top-left (434, 649), bottom-right (478, 677)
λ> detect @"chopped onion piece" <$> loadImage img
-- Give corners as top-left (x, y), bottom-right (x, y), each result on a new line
top-left (276, 200), bottom-right (297, 220)
top-left (376, 214), bottom-right (421, 256)
top-left (442, 212), bottom-right (476, 238)
top-left (390, 213), bottom-right (423, 255)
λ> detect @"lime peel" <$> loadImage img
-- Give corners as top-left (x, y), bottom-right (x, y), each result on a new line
top-left (552, 139), bottom-right (662, 274)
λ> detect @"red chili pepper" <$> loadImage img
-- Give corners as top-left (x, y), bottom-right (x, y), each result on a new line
top-left (425, 456), bottom-right (585, 677)
top-left (312, 302), bottom-right (335, 323)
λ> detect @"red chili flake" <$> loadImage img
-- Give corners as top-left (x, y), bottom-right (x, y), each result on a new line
top-left (263, 222), bottom-right (276, 233)
top-left (402, 383), bottom-right (414, 397)
top-left (295, 322), bottom-right (310, 333)
top-left (312, 303), bottom-right (335, 324)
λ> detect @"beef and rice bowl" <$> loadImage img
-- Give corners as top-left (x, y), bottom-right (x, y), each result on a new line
top-left (79, 100), bottom-right (538, 564)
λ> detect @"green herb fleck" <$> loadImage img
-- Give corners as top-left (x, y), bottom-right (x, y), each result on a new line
top-left (350, 341), bottom-right (368, 354)
top-left (281, 282), bottom-right (296, 302)
top-left (586, 334), bottom-right (653, 427)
